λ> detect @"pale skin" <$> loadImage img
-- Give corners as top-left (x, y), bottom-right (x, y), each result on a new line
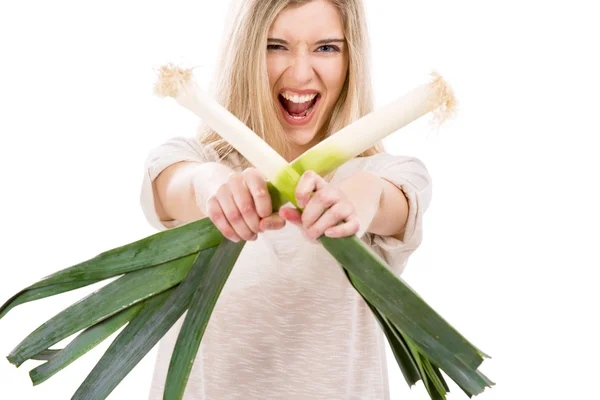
top-left (154, 1), bottom-right (409, 243)
top-left (200, 0), bottom-right (409, 244)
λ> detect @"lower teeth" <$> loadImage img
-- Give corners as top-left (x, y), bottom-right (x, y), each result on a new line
top-left (288, 104), bottom-right (314, 119)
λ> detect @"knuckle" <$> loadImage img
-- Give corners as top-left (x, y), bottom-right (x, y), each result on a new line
top-left (255, 187), bottom-right (269, 198)
top-left (300, 170), bottom-right (315, 182)
top-left (227, 210), bottom-right (242, 223)
top-left (239, 202), bottom-right (255, 215)
top-left (206, 205), bottom-right (222, 220)
top-left (206, 195), bottom-right (218, 208)
top-left (316, 191), bottom-right (330, 203)
top-left (329, 208), bottom-right (342, 220)
top-left (208, 210), bottom-right (222, 222)
top-left (220, 226), bottom-right (235, 237)
top-left (216, 185), bottom-right (229, 196)
top-left (241, 232), bottom-right (255, 241)
top-left (242, 167), bottom-right (258, 177)
top-left (346, 202), bottom-right (356, 214)
top-left (257, 208), bottom-right (271, 219)
top-left (339, 203), bottom-right (353, 216)
top-left (209, 215), bottom-right (222, 227)
top-left (227, 172), bottom-right (242, 184)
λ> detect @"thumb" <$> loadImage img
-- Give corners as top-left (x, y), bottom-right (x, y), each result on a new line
top-left (279, 208), bottom-right (317, 243)
top-left (279, 207), bottom-right (302, 225)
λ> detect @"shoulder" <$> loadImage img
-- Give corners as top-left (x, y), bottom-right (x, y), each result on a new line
top-left (146, 136), bottom-right (242, 170)
top-left (332, 152), bottom-right (430, 183)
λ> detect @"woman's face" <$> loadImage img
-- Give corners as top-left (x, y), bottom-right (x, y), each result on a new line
top-left (267, 0), bottom-right (348, 159)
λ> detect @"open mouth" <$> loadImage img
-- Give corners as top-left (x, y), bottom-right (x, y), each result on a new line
top-left (278, 92), bottom-right (321, 124)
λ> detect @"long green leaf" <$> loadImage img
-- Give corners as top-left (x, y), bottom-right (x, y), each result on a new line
top-left (71, 287), bottom-right (177, 400)
top-left (430, 362), bottom-right (450, 393)
top-left (0, 280), bottom-right (101, 319)
top-left (343, 267), bottom-right (421, 387)
top-left (319, 234), bottom-right (493, 395)
top-left (30, 349), bottom-right (61, 361)
top-left (0, 219), bottom-right (222, 321)
top-left (372, 306), bottom-right (421, 387)
top-left (72, 240), bottom-right (243, 400)
top-left (29, 302), bottom-right (144, 385)
top-left (405, 336), bottom-right (447, 400)
top-left (30, 218), bottom-right (221, 289)
top-left (164, 236), bottom-right (245, 399)
top-left (420, 353), bottom-right (449, 399)
top-left (349, 270), bottom-right (492, 395)
top-left (7, 254), bottom-right (197, 366)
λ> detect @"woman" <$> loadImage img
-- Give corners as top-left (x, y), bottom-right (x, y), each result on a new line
top-left (141, 0), bottom-right (432, 398)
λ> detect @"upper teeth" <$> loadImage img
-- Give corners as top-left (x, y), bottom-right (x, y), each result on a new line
top-left (281, 92), bottom-right (317, 104)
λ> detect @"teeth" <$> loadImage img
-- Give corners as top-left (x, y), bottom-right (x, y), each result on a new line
top-left (284, 100), bottom-right (316, 119)
top-left (281, 92), bottom-right (318, 104)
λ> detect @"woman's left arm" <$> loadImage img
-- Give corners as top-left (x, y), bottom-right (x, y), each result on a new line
top-left (334, 171), bottom-right (409, 240)
top-left (279, 169), bottom-right (410, 242)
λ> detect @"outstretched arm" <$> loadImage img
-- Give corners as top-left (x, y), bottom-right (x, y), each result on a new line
top-left (336, 171), bottom-right (409, 240)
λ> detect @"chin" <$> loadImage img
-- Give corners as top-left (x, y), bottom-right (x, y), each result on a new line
top-left (285, 126), bottom-right (319, 146)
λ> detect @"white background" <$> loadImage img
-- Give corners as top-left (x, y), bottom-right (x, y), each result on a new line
top-left (1, 0), bottom-right (598, 399)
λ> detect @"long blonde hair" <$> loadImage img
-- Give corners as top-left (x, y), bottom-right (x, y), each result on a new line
top-left (197, 0), bottom-right (385, 169)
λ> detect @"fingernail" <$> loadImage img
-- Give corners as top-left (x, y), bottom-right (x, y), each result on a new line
top-left (231, 235), bottom-right (240, 242)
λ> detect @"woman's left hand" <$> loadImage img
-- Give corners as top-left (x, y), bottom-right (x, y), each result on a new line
top-left (278, 170), bottom-right (360, 242)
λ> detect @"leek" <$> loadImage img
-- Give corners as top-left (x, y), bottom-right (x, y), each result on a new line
top-left (0, 63), bottom-right (494, 400)
top-left (154, 64), bottom-right (492, 397)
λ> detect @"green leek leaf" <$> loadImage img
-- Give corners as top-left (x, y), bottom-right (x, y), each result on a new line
top-left (7, 254), bottom-right (197, 366)
top-left (29, 301), bottom-right (144, 385)
top-left (164, 238), bottom-right (246, 400)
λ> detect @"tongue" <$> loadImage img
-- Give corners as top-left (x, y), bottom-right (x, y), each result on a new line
top-left (281, 96), bottom-right (315, 116)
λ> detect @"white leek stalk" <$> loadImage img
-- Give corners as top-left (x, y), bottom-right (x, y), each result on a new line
top-left (153, 64), bottom-right (301, 206)
top-left (290, 71), bottom-right (456, 177)
top-left (154, 64), bottom-right (455, 204)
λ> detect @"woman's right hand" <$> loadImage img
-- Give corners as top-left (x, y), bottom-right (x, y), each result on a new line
top-left (205, 168), bottom-right (286, 242)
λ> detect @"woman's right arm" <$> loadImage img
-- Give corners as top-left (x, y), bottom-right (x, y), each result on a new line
top-left (154, 160), bottom-right (233, 225)
top-left (143, 136), bottom-right (286, 238)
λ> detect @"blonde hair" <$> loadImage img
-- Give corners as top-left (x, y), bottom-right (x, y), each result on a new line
top-left (197, 0), bottom-right (385, 170)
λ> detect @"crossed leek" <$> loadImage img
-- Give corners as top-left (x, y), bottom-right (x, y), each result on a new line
top-left (1, 64), bottom-right (494, 400)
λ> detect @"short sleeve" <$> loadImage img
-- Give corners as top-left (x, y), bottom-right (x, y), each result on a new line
top-left (139, 136), bottom-right (218, 231)
top-left (337, 153), bottom-right (433, 276)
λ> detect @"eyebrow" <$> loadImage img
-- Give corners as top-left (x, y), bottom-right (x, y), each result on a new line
top-left (267, 38), bottom-right (346, 45)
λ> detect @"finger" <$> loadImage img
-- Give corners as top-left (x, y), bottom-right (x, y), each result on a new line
top-left (278, 207), bottom-right (301, 223)
top-left (230, 175), bottom-right (261, 234)
top-left (243, 169), bottom-right (272, 219)
top-left (306, 202), bottom-right (354, 241)
top-left (323, 215), bottom-right (361, 238)
top-left (205, 195), bottom-right (241, 242)
top-left (301, 187), bottom-right (341, 231)
top-left (217, 186), bottom-right (256, 241)
top-left (295, 170), bottom-right (327, 209)
top-left (259, 214), bottom-right (287, 231)
top-left (279, 208), bottom-right (318, 243)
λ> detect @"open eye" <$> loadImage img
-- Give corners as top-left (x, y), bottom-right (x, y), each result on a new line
top-left (316, 45), bottom-right (340, 53)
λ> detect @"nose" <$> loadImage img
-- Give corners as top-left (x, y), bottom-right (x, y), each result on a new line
top-left (289, 52), bottom-right (314, 85)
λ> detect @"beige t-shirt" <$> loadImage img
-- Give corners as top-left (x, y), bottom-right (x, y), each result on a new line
top-left (140, 136), bottom-right (432, 400)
